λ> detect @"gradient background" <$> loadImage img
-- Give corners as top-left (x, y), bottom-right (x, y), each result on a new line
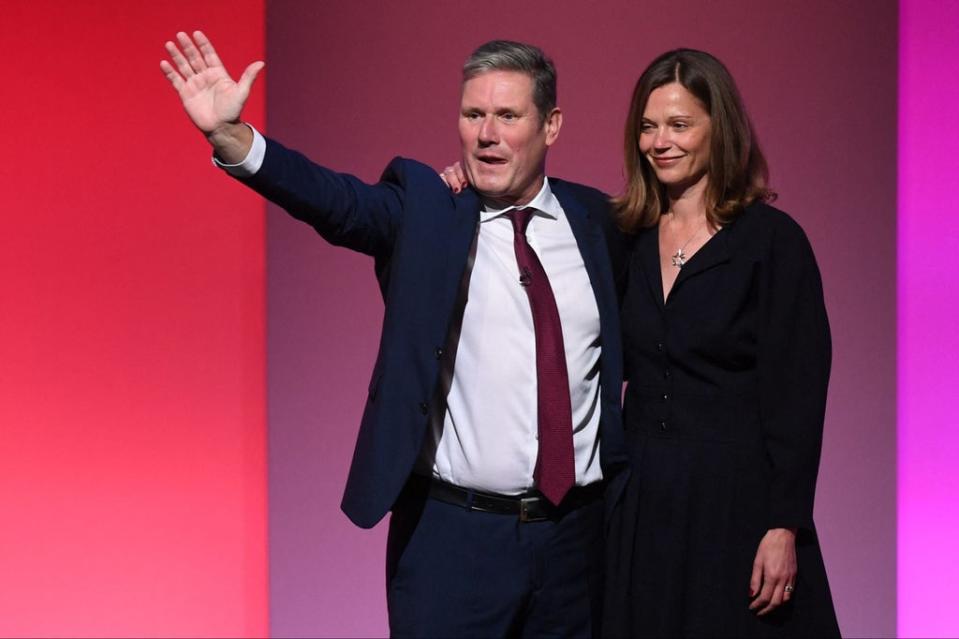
top-left (1, 0), bottom-right (954, 637)
top-left (1, 1), bottom-right (267, 637)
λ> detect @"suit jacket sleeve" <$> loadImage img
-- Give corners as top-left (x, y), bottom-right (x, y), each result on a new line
top-left (757, 216), bottom-right (832, 532)
top-left (239, 137), bottom-right (405, 258)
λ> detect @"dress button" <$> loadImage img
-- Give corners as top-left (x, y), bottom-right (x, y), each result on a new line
top-left (662, 393), bottom-right (669, 401)
top-left (419, 402), bottom-right (429, 415)
top-left (656, 343), bottom-right (664, 352)
top-left (434, 347), bottom-right (444, 359)
top-left (664, 369), bottom-right (671, 379)
top-left (660, 421), bottom-right (668, 431)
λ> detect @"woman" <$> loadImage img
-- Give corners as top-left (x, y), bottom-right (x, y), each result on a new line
top-left (604, 49), bottom-right (840, 637)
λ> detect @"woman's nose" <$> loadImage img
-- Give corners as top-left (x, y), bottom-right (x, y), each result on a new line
top-left (652, 127), bottom-right (671, 150)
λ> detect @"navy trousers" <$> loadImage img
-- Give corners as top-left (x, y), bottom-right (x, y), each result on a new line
top-left (386, 481), bottom-right (605, 638)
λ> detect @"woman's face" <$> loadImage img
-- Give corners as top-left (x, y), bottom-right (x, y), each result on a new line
top-left (638, 82), bottom-right (712, 194)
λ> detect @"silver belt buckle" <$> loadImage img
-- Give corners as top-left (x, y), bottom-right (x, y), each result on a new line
top-left (519, 496), bottom-right (546, 522)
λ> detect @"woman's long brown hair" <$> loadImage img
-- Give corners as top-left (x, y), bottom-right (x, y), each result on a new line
top-left (614, 49), bottom-right (775, 233)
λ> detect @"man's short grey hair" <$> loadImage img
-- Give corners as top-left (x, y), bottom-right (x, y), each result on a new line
top-left (463, 40), bottom-right (557, 123)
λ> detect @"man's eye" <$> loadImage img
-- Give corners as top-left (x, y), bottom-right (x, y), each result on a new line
top-left (501, 113), bottom-right (517, 121)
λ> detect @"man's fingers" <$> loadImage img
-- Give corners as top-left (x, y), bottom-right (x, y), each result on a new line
top-left (165, 40), bottom-right (195, 79)
top-left (176, 31), bottom-right (208, 73)
top-left (159, 60), bottom-right (185, 91)
top-left (237, 61), bottom-right (265, 94)
top-left (193, 30), bottom-right (224, 69)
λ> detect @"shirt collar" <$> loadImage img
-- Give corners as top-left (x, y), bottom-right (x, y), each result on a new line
top-left (479, 177), bottom-right (563, 223)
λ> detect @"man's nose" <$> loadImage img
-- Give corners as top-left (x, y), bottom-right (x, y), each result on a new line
top-left (478, 116), bottom-right (499, 144)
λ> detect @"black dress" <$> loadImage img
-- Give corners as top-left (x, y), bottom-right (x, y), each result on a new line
top-left (604, 202), bottom-right (841, 637)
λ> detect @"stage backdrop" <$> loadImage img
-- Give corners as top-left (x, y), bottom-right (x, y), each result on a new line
top-left (898, 0), bottom-right (959, 636)
top-left (11, 1), bottom-right (938, 637)
top-left (264, 1), bottom-right (896, 637)
top-left (0, 1), bottom-right (267, 636)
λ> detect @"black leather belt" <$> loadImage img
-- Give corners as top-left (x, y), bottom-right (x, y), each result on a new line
top-left (414, 476), bottom-right (603, 523)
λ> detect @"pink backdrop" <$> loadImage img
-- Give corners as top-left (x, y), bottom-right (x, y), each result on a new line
top-left (898, 0), bottom-right (959, 636)
top-left (264, 1), bottom-right (897, 637)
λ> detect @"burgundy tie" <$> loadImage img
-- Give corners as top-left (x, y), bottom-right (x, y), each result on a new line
top-left (506, 208), bottom-right (575, 505)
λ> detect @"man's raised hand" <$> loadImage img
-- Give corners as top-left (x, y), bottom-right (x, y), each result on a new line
top-left (160, 31), bottom-right (263, 138)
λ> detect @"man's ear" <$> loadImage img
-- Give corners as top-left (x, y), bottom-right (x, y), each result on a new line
top-left (544, 108), bottom-right (563, 147)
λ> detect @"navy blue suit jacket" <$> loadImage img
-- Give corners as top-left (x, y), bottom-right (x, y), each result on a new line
top-left (242, 138), bottom-right (628, 528)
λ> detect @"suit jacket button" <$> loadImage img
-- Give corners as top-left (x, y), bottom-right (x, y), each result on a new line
top-left (419, 402), bottom-right (429, 415)
top-left (656, 343), bottom-right (664, 352)
top-left (434, 347), bottom-right (444, 359)
top-left (660, 421), bottom-right (668, 431)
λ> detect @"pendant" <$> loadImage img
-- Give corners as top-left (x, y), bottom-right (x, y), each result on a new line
top-left (671, 248), bottom-right (687, 268)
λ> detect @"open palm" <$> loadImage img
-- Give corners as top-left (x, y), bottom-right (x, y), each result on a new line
top-left (160, 31), bottom-right (263, 135)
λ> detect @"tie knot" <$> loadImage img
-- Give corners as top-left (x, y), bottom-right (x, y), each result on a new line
top-left (507, 208), bottom-right (534, 235)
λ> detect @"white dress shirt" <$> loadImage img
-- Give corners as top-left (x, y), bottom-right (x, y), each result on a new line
top-left (219, 127), bottom-right (604, 495)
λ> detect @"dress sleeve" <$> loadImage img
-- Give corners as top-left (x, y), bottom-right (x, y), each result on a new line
top-left (757, 216), bottom-right (832, 531)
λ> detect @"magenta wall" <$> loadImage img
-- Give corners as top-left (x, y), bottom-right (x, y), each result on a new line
top-left (264, 1), bottom-right (897, 636)
top-left (898, 1), bottom-right (959, 636)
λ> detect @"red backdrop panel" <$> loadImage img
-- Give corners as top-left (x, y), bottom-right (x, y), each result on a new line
top-left (0, 1), bottom-right (267, 636)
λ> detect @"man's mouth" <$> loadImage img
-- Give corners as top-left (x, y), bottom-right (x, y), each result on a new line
top-left (476, 155), bottom-right (508, 165)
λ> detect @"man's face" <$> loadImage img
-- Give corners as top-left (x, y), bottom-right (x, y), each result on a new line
top-left (459, 70), bottom-right (562, 207)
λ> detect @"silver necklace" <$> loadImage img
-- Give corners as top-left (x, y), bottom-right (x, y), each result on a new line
top-left (669, 216), bottom-right (706, 268)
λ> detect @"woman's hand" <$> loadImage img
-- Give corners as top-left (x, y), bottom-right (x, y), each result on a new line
top-left (748, 527), bottom-right (797, 616)
top-left (438, 162), bottom-right (469, 193)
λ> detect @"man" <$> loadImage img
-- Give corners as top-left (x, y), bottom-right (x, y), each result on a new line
top-left (161, 32), bottom-right (627, 637)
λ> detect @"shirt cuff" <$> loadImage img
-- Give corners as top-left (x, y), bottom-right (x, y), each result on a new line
top-left (211, 123), bottom-right (266, 177)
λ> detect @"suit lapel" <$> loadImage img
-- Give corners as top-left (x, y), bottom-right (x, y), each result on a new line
top-left (549, 180), bottom-right (628, 479)
top-left (550, 182), bottom-right (609, 318)
top-left (443, 187), bottom-right (481, 301)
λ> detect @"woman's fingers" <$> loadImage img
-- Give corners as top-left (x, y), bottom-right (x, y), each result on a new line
top-left (756, 579), bottom-right (785, 616)
top-left (438, 162), bottom-right (469, 192)
top-left (783, 581), bottom-right (795, 602)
